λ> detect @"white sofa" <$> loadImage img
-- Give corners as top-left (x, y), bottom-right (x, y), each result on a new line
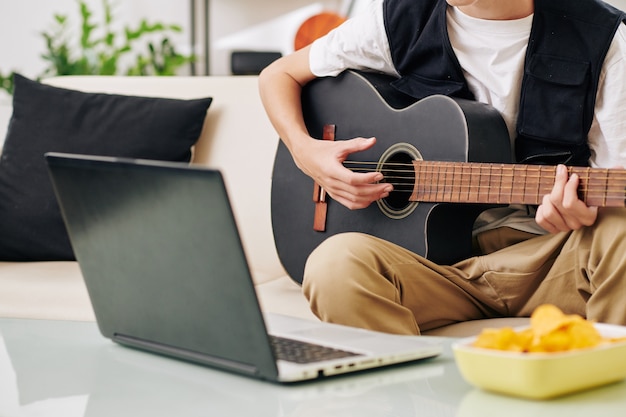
top-left (0, 75), bottom-right (526, 337)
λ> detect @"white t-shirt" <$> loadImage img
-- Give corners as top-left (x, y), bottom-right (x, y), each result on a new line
top-left (310, 0), bottom-right (626, 235)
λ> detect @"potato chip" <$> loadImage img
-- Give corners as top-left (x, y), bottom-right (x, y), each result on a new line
top-left (473, 304), bottom-right (617, 353)
top-left (474, 327), bottom-right (517, 351)
top-left (530, 304), bottom-right (568, 337)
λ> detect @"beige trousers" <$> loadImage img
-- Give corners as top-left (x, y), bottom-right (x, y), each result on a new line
top-left (302, 208), bottom-right (626, 335)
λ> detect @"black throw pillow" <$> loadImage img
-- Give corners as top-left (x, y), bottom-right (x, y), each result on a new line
top-left (0, 74), bottom-right (212, 261)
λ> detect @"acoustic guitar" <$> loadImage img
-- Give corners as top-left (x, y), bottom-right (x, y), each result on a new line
top-left (271, 70), bottom-right (626, 284)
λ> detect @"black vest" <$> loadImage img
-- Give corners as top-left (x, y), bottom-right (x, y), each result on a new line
top-left (384, 0), bottom-right (625, 165)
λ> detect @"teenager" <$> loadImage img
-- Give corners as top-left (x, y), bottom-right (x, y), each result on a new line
top-left (259, 0), bottom-right (626, 334)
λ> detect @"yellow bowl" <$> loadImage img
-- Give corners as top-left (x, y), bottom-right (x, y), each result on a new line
top-left (452, 323), bottom-right (626, 400)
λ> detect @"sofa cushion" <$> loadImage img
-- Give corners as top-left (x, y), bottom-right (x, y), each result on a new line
top-left (0, 74), bottom-right (212, 261)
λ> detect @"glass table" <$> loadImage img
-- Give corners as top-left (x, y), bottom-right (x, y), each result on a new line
top-left (1, 318), bottom-right (625, 417)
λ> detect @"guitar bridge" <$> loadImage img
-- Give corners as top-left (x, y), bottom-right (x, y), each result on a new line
top-left (313, 124), bottom-right (335, 232)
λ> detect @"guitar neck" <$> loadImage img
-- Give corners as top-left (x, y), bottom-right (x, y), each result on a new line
top-left (409, 161), bottom-right (626, 207)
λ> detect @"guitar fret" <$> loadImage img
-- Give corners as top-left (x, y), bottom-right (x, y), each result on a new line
top-left (455, 163), bottom-right (464, 202)
top-left (462, 164), bottom-right (471, 202)
top-left (579, 167), bottom-right (591, 204)
top-left (496, 165), bottom-right (505, 203)
top-left (586, 167), bottom-right (604, 207)
top-left (437, 163), bottom-right (446, 202)
top-left (511, 165), bottom-right (523, 204)
top-left (492, 164), bottom-right (501, 203)
top-left (424, 162), bottom-right (432, 201)
top-left (448, 163), bottom-right (456, 202)
top-left (526, 166), bottom-right (540, 205)
top-left (500, 165), bottom-right (513, 204)
top-left (449, 162), bottom-right (458, 202)
top-left (447, 162), bottom-right (456, 202)
top-left (415, 162), bottom-right (424, 200)
top-left (606, 169), bottom-right (626, 206)
top-left (424, 161), bottom-right (433, 201)
top-left (468, 164), bottom-right (478, 202)
top-left (441, 162), bottom-right (450, 202)
top-left (542, 168), bottom-right (552, 202)
top-left (486, 164), bottom-right (495, 203)
top-left (600, 168), bottom-right (608, 207)
top-left (443, 162), bottom-right (451, 202)
top-left (498, 165), bottom-right (505, 203)
top-left (476, 164), bottom-right (486, 203)
top-left (434, 163), bottom-right (443, 202)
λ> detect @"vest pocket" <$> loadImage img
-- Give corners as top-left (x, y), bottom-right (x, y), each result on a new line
top-left (518, 54), bottom-right (590, 145)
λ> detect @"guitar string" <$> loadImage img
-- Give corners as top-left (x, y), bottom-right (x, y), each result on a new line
top-left (344, 167), bottom-right (626, 185)
top-left (343, 160), bottom-right (626, 174)
top-left (354, 179), bottom-right (626, 196)
top-left (342, 161), bottom-right (626, 194)
top-left (343, 160), bottom-right (626, 178)
top-left (343, 160), bottom-right (626, 179)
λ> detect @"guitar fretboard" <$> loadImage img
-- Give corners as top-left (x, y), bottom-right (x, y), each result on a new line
top-left (409, 161), bottom-right (626, 207)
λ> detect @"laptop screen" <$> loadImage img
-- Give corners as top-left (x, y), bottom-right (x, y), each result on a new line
top-left (46, 153), bottom-right (279, 379)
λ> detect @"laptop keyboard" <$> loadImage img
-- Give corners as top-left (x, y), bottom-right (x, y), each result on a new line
top-left (270, 335), bottom-right (361, 364)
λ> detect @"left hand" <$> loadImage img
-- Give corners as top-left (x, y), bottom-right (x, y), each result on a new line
top-left (535, 164), bottom-right (599, 233)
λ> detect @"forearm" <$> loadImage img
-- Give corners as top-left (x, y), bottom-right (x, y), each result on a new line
top-left (258, 47), bottom-right (316, 156)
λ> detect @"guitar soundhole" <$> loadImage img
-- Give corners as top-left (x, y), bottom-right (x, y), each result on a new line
top-left (376, 143), bottom-right (421, 219)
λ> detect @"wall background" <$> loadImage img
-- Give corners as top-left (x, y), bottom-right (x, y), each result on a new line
top-left (1, 0), bottom-right (625, 144)
top-left (1, 1), bottom-right (189, 78)
top-left (1, 0), bottom-right (625, 80)
top-left (0, 0), bottom-right (360, 80)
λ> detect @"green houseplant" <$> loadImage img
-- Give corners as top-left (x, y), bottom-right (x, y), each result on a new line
top-left (0, 71), bottom-right (15, 96)
top-left (1, 0), bottom-right (194, 96)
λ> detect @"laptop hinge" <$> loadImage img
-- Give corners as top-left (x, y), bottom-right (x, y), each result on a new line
top-left (113, 333), bottom-right (260, 376)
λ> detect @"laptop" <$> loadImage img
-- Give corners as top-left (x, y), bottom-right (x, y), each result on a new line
top-left (45, 152), bottom-right (441, 383)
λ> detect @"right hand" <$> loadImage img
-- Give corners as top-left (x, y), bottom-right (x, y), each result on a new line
top-left (290, 135), bottom-right (393, 210)
top-left (258, 46), bottom-right (391, 209)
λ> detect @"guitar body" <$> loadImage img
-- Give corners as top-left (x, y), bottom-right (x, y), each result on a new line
top-left (272, 70), bottom-right (512, 284)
